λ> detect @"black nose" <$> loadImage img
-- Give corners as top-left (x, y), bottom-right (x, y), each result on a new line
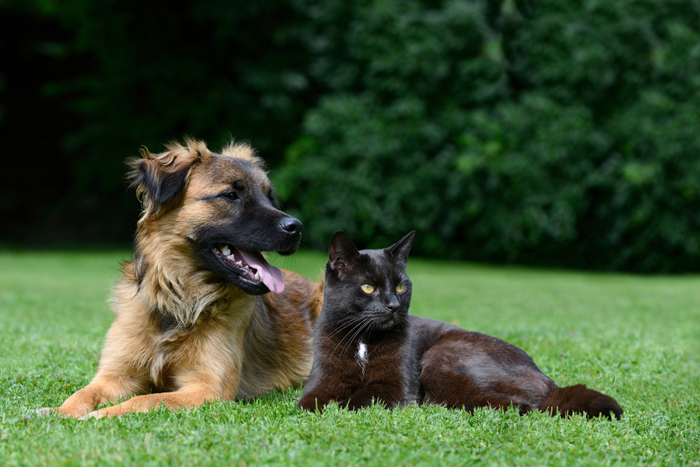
top-left (279, 217), bottom-right (302, 236)
top-left (386, 298), bottom-right (400, 312)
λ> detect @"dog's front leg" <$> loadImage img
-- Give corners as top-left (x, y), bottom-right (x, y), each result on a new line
top-left (86, 330), bottom-right (246, 418)
top-left (37, 372), bottom-right (147, 418)
top-left (84, 384), bottom-right (219, 418)
top-left (84, 365), bottom-right (237, 418)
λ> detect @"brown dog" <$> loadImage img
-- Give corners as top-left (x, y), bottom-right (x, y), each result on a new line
top-left (39, 138), bottom-right (323, 418)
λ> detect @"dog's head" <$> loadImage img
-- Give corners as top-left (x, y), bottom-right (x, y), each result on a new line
top-left (127, 138), bottom-right (301, 295)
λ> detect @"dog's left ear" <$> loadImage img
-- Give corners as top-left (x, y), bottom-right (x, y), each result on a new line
top-left (127, 138), bottom-right (210, 223)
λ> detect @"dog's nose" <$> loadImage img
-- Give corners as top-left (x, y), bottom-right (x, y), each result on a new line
top-left (280, 217), bottom-right (302, 236)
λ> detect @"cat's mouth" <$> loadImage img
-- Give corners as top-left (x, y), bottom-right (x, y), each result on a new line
top-left (212, 243), bottom-right (285, 294)
top-left (375, 314), bottom-right (404, 331)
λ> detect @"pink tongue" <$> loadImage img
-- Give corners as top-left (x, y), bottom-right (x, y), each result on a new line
top-left (238, 250), bottom-right (285, 294)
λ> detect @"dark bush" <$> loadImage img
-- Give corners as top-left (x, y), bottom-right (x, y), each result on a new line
top-left (0, 0), bottom-right (317, 242)
top-left (275, 0), bottom-right (700, 272)
top-left (3, 0), bottom-right (699, 272)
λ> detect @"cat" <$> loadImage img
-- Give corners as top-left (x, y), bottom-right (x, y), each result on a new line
top-left (297, 231), bottom-right (623, 419)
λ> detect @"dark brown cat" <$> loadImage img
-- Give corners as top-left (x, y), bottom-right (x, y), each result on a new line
top-left (297, 231), bottom-right (623, 419)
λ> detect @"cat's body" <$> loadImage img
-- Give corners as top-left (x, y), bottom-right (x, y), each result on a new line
top-left (298, 232), bottom-right (623, 419)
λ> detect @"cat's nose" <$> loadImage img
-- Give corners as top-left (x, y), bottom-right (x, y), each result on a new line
top-left (386, 298), bottom-right (400, 311)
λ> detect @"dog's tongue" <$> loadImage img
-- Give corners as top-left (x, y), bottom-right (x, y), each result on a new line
top-left (238, 250), bottom-right (285, 294)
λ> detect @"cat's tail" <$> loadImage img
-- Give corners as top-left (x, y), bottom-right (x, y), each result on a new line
top-left (539, 384), bottom-right (623, 420)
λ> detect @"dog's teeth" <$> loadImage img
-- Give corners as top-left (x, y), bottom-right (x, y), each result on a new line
top-left (254, 271), bottom-right (261, 281)
top-left (221, 245), bottom-right (231, 256)
top-left (235, 261), bottom-right (243, 268)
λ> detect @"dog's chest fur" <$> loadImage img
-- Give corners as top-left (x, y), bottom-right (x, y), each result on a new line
top-left (110, 258), bottom-right (317, 399)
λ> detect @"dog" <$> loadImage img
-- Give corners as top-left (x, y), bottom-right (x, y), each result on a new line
top-left (38, 138), bottom-right (323, 418)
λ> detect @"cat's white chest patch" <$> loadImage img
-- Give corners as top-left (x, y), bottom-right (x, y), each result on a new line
top-left (356, 341), bottom-right (368, 375)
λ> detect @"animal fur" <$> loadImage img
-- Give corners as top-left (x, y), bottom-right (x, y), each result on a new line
top-left (39, 138), bottom-right (323, 418)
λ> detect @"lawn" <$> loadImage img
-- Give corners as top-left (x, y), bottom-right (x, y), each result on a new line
top-left (0, 248), bottom-right (698, 466)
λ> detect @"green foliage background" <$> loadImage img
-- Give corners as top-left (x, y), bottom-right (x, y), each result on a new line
top-left (2, 0), bottom-right (700, 271)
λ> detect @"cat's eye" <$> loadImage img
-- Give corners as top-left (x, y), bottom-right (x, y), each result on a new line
top-left (396, 284), bottom-right (406, 293)
top-left (361, 284), bottom-right (375, 294)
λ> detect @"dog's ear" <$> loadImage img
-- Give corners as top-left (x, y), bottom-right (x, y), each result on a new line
top-left (328, 231), bottom-right (360, 274)
top-left (127, 138), bottom-right (210, 223)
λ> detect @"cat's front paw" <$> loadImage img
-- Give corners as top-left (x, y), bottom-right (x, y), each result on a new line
top-left (297, 396), bottom-right (324, 413)
top-left (341, 395), bottom-right (385, 411)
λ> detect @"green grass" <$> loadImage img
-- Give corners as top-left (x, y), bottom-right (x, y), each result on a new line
top-left (1, 248), bottom-right (698, 466)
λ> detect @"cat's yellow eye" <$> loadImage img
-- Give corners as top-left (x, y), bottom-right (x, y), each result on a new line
top-left (396, 284), bottom-right (406, 293)
top-left (361, 284), bottom-right (375, 294)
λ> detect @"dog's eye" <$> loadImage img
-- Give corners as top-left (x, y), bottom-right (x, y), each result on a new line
top-left (221, 192), bottom-right (240, 202)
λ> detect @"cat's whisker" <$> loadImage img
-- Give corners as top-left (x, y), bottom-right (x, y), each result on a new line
top-left (323, 316), bottom-right (361, 340)
top-left (330, 320), bottom-right (366, 357)
top-left (338, 318), bottom-right (374, 358)
top-left (325, 319), bottom-right (361, 354)
top-left (331, 317), bottom-right (373, 359)
top-left (336, 312), bottom-right (393, 355)
top-left (321, 309), bottom-right (400, 358)
top-left (319, 317), bottom-right (364, 349)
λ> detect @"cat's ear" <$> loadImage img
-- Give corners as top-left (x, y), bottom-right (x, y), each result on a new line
top-left (329, 231), bottom-right (360, 273)
top-left (385, 231), bottom-right (415, 266)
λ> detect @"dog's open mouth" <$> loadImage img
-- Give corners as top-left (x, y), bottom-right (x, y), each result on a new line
top-left (213, 244), bottom-right (285, 294)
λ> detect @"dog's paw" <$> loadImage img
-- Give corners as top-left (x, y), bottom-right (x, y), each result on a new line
top-left (35, 407), bottom-right (57, 416)
top-left (35, 406), bottom-right (97, 419)
top-left (78, 411), bottom-right (106, 420)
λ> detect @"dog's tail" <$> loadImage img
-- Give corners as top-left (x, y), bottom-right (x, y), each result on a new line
top-left (539, 384), bottom-right (623, 420)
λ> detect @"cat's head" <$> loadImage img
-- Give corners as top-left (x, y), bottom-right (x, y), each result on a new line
top-left (323, 231), bottom-right (415, 335)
